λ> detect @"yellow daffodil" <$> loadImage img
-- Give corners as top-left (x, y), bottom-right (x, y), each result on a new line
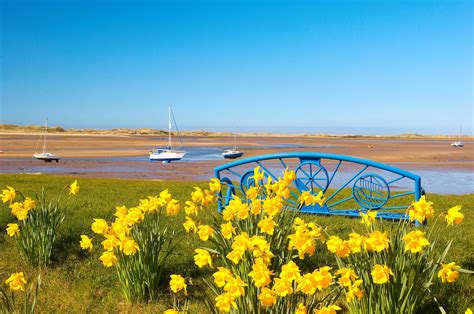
top-left (371, 264), bottom-right (393, 284)
top-left (220, 222), bottom-right (235, 239)
top-left (22, 197), bottom-right (36, 211)
top-left (296, 303), bottom-right (307, 314)
top-left (163, 309), bottom-right (179, 314)
top-left (335, 268), bottom-right (358, 287)
top-left (257, 216), bottom-right (276, 235)
top-left (5, 272), bottom-right (26, 291)
top-left (326, 236), bottom-right (351, 258)
top-left (191, 187), bottom-right (205, 204)
top-left (253, 166), bottom-right (265, 183)
top-left (68, 180), bottom-right (80, 195)
top-left (258, 287), bottom-right (276, 307)
top-left (194, 248), bottom-right (213, 268)
top-left (312, 266), bottom-right (333, 290)
top-left (272, 277), bottom-right (293, 297)
top-left (169, 274), bottom-right (187, 295)
top-left (166, 199), bottom-right (180, 216)
top-left (1, 186), bottom-right (16, 203)
top-left (6, 223), bottom-right (20, 237)
top-left (159, 189), bottom-right (172, 203)
top-left (213, 267), bottom-right (234, 288)
top-left (197, 224), bottom-right (214, 241)
top-left (223, 275), bottom-right (246, 298)
top-left (248, 258), bottom-right (273, 288)
top-left (296, 272), bottom-right (318, 295)
top-left (408, 196), bottom-right (434, 223)
top-left (91, 218), bottom-right (109, 235)
top-left (314, 305), bottom-right (341, 314)
top-left (360, 210), bottom-right (377, 226)
top-left (101, 234), bottom-right (119, 251)
top-left (121, 238), bottom-right (139, 255)
top-left (184, 201), bottom-right (199, 216)
top-left (246, 186), bottom-right (259, 200)
top-left (215, 293), bottom-right (237, 313)
top-left (348, 232), bottom-right (363, 253)
top-left (79, 235), bottom-right (93, 251)
top-left (364, 231), bottom-right (390, 252)
top-left (402, 230), bottom-right (430, 253)
top-left (183, 216), bottom-right (198, 233)
top-left (280, 261), bottom-right (301, 282)
top-left (445, 205), bottom-right (464, 226)
top-left (250, 199), bottom-right (262, 215)
top-left (438, 262), bottom-right (460, 283)
top-left (465, 308), bottom-right (472, 314)
top-left (209, 178), bottom-right (221, 192)
top-left (346, 279), bottom-right (364, 302)
top-left (9, 202), bottom-right (29, 221)
top-left (99, 251), bottom-right (117, 267)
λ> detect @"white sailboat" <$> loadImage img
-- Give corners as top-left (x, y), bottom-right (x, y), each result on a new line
top-left (34, 119), bottom-right (60, 162)
top-left (149, 106), bottom-right (186, 163)
top-left (451, 124), bottom-right (465, 147)
top-left (222, 133), bottom-right (244, 159)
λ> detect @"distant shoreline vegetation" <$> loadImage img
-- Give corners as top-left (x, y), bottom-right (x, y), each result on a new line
top-left (0, 124), bottom-right (472, 140)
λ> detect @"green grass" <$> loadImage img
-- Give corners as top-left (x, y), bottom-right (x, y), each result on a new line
top-left (0, 174), bottom-right (472, 313)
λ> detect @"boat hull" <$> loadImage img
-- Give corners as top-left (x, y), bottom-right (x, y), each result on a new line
top-left (223, 151), bottom-right (244, 159)
top-left (34, 153), bottom-right (60, 162)
top-left (149, 150), bottom-right (186, 162)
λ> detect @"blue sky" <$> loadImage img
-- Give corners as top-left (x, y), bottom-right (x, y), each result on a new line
top-left (1, 0), bottom-right (472, 135)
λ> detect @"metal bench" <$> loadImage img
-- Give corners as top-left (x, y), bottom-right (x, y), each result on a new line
top-left (214, 152), bottom-right (423, 221)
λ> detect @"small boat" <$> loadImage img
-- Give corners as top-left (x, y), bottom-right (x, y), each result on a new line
top-left (34, 119), bottom-right (60, 162)
top-left (149, 106), bottom-right (186, 163)
top-left (222, 133), bottom-right (244, 159)
top-left (451, 124), bottom-right (465, 147)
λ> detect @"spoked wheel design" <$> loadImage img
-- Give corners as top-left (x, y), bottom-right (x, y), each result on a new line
top-left (294, 161), bottom-right (329, 193)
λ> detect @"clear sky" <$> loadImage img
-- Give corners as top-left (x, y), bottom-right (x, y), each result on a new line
top-left (1, 0), bottom-right (472, 135)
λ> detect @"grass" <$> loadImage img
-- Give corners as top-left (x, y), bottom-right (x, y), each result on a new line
top-left (0, 174), bottom-right (472, 313)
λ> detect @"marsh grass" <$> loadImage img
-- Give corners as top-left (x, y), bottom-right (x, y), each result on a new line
top-left (0, 174), bottom-right (472, 312)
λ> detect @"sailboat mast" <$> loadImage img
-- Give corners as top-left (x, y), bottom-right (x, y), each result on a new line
top-left (168, 106), bottom-right (172, 148)
top-left (234, 133), bottom-right (237, 150)
top-left (43, 119), bottom-right (48, 153)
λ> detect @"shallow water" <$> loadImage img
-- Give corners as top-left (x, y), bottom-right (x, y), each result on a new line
top-left (1, 146), bottom-right (472, 194)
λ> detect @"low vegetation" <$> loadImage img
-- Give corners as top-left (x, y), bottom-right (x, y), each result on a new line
top-left (0, 174), bottom-right (472, 312)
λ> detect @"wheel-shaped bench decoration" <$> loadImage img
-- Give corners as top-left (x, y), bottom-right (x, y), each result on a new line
top-left (352, 174), bottom-right (390, 210)
top-left (214, 152), bottom-right (423, 224)
top-left (294, 161), bottom-right (329, 193)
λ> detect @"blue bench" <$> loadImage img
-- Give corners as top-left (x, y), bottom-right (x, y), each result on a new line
top-left (214, 153), bottom-right (423, 221)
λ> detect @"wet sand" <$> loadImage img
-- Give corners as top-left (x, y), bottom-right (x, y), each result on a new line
top-left (1, 133), bottom-right (472, 182)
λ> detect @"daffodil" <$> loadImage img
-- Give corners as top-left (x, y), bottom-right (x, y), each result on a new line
top-left (194, 248), bottom-right (213, 268)
top-left (248, 258), bottom-right (273, 288)
top-left (257, 216), bottom-right (276, 235)
top-left (91, 218), bottom-right (109, 234)
top-left (215, 293), bottom-right (237, 312)
top-left (121, 238), bottom-right (139, 255)
top-left (296, 303), bottom-right (307, 314)
top-left (360, 210), bottom-right (377, 226)
top-left (220, 222), bottom-right (235, 239)
top-left (272, 277), bottom-right (293, 296)
top-left (258, 287), bottom-right (276, 307)
top-left (183, 216), bottom-right (198, 233)
top-left (5, 272), bottom-right (26, 291)
top-left (6, 223), bottom-right (20, 237)
top-left (408, 196), bottom-right (434, 222)
top-left (169, 274), bottom-right (187, 295)
top-left (445, 205), bottom-right (463, 226)
top-left (279, 260), bottom-right (301, 282)
top-left (438, 262), bottom-right (460, 283)
top-left (163, 309), bottom-right (179, 314)
top-left (197, 224), bottom-right (214, 241)
top-left (166, 199), bottom-right (180, 216)
top-left (223, 275), bottom-right (247, 298)
top-left (209, 178), bottom-right (221, 192)
top-left (371, 264), bottom-right (393, 284)
top-left (1, 186), bottom-right (16, 203)
top-left (79, 235), bottom-right (93, 251)
top-left (184, 201), bottom-right (199, 216)
top-left (213, 267), bottom-right (234, 287)
top-left (68, 180), bottom-right (80, 195)
top-left (402, 230), bottom-right (430, 253)
top-left (335, 267), bottom-right (358, 287)
top-left (346, 279), bottom-right (363, 302)
top-left (99, 251), bottom-right (117, 267)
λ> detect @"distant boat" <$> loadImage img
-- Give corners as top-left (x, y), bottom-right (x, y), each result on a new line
top-left (451, 124), bottom-right (465, 148)
top-left (34, 119), bottom-right (60, 162)
top-left (222, 133), bottom-right (244, 159)
top-left (149, 106), bottom-right (186, 163)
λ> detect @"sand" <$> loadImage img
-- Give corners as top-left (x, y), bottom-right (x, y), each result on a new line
top-left (0, 133), bottom-right (472, 181)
